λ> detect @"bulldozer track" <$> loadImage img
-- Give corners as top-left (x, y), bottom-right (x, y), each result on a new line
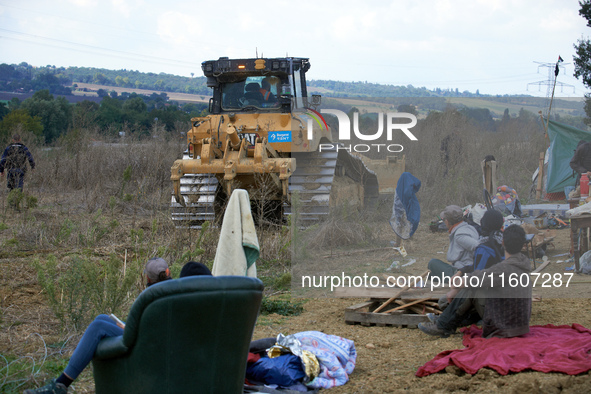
top-left (170, 152), bottom-right (218, 228)
top-left (284, 148), bottom-right (338, 225)
top-left (170, 147), bottom-right (378, 228)
top-left (170, 149), bottom-right (339, 228)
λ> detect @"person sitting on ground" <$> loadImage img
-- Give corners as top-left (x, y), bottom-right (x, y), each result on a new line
top-left (25, 259), bottom-right (211, 394)
top-left (418, 209), bottom-right (505, 338)
top-left (467, 224), bottom-right (531, 338)
top-left (427, 205), bottom-right (480, 279)
top-left (424, 224), bottom-right (531, 339)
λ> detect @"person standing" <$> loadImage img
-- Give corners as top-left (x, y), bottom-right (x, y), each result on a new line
top-left (0, 134), bottom-right (35, 191)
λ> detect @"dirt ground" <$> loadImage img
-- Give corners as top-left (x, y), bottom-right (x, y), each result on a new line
top-left (2, 220), bottom-right (591, 393)
top-left (257, 225), bottom-right (591, 393)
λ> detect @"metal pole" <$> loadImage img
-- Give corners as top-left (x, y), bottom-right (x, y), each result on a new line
top-left (545, 61), bottom-right (560, 135)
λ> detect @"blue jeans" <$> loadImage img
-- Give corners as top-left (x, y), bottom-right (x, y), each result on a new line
top-left (7, 168), bottom-right (24, 191)
top-left (64, 314), bottom-right (123, 380)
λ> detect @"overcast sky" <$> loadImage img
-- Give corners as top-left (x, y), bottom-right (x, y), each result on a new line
top-left (1, 0), bottom-right (589, 97)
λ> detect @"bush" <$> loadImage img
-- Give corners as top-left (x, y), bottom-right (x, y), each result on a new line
top-left (260, 298), bottom-right (304, 316)
top-left (34, 254), bottom-right (141, 332)
top-left (7, 189), bottom-right (24, 210)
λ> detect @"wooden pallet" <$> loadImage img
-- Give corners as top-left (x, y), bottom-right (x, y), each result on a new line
top-left (344, 298), bottom-right (442, 328)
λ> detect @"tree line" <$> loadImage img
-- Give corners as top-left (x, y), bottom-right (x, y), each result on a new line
top-left (308, 80), bottom-right (492, 98)
top-left (0, 89), bottom-right (208, 143)
top-left (1, 62), bottom-right (497, 100)
top-left (0, 63), bottom-right (210, 96)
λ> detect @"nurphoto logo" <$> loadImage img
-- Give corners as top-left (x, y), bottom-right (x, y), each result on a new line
top-left (305, 109), bottom-right (418, 153)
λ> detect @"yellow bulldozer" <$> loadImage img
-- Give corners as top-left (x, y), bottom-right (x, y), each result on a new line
top-left (170, 56), bottom-right (379, 226)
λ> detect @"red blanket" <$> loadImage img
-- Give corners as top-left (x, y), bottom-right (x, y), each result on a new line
top-left (416, 324), bottom-right (591, 377)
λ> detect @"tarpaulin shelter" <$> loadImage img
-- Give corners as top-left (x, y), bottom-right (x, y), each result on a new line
top-left (546, 119), bottom-right (591, 194)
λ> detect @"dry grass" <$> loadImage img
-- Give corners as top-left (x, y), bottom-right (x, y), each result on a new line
top-left (0, 109), bottom-right (553, 392)
top-left (402, 109), bottom-right (545, 216)
top-left (0, 125), bottom-right (290, 392)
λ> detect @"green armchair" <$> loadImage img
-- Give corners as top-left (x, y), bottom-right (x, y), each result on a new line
top-left (92, 275), bottom-right (263, 394)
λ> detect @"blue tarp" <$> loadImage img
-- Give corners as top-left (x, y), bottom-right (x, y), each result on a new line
top-left (389, 172), bottom-right (421, 239)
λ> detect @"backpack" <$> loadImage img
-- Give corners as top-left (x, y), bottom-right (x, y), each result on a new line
top-left (473, 238), bottom-right (503, 271)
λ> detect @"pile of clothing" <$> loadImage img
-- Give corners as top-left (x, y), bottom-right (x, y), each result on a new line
top-left (245, 331), bottom-right (356, 392)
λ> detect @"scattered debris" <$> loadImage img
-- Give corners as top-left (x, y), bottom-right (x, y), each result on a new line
top-left (401, 258), bottom-right (416, 267)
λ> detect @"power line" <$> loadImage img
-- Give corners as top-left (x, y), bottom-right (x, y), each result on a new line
top-left (0, 28), bottom-right (202, 70)
top-left (0, 2), bottom-right (161, 44)
top-left (527, 61), bottom-right (575, 95)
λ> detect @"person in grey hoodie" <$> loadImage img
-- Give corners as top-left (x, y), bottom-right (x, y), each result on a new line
top-left (428, 205), bottom-right (480, 279)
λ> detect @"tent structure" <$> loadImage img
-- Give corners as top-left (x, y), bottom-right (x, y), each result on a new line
top-left (546, 119), bottom-right (591, 195)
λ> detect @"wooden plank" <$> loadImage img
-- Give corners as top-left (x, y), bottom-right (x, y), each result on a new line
top-left (403, 304), bottom-right (426, 315)
top-left (392, 299), bottom-right (441, 315)
top-left (420, 304), bottom-right (441, 314)
top-left (346, 301), bottom-right (378, 312)
top-left (394, 299), bottom-right (440, 306)
top-left (383, 297), bottom-right (431, 314)
top-left (373, 271), bottom-right (429, 313)
top-left (536, 152), bottom-right (544, 199)
top-left (333, 286), bottom-right (447, 299)
top-left (344, 309), bottom-right (430, 326)
top-left (333, 287), bottom-right (403, 298)
top-left (531, 260), bottom-right (550, 273)
top-left (393, 300), bottom-right (421, 314)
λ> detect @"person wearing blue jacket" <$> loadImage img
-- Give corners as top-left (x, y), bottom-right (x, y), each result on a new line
top-left (0, 134), bottom-right (35, 191)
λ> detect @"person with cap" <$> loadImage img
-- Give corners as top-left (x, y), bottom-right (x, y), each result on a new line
top-left (25, 257), bottom-right (174, 394)
top-left (0, 134), bottom-right (35, 192)
top-left (427, 205), bottom-right (480, 279)
top-left (144, 256), bottom-right (172, 283)
top-left (419, 209), bottom-right (505, 338)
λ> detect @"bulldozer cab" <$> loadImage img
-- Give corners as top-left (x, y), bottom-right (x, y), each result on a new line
top-left (204, 57), bottom-right (311, 114)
